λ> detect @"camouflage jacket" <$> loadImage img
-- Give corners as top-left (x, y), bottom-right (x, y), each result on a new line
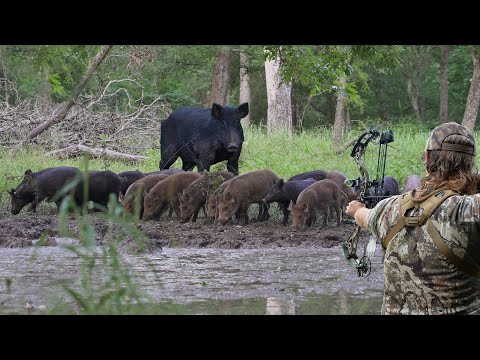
top-left (367, 192), bottom-right (480, 315)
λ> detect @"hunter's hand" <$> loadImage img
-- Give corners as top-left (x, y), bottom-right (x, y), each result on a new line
top-left (346, 200), bottom-right (366, 218)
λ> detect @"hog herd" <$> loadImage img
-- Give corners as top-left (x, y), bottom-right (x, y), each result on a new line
top-left (8, 166), bottom-right (423, 230)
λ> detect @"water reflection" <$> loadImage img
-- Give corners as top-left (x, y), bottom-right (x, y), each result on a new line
top-left (0, 245), bottom-right (384, 315)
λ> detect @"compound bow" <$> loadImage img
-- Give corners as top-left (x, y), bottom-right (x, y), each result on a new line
top-left (343, 127), bottom-right (394, 277)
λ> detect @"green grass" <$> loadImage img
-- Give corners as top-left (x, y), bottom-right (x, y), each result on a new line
top-left (2, 122), bottom-right (479, 208)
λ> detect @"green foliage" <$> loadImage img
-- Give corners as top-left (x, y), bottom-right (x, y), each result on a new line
top-left (1, 44), bottom-right (479, 131)
top-left (48, 73), bottom-right (66, 96)
top-left (263, 45), bottom-right (403, 113)
top-left (42, 157), bottom-right (151, 314)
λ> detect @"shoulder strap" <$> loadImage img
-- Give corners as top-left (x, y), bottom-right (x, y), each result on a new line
top-left (381, 192), bottom-right (413, 249)
top-left (381, 189), bottom-right (457, 250)
top-left (426, 220), bottom-right (480, 278)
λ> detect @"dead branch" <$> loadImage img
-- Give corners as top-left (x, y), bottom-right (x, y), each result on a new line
top-left (28, 45), bottom-right (113, 140)
top-left (45, 144), bottom-right (148, 163)
top-left (335, 137), bottom-right (357, 154)
top-left (0, 78), bottom-right (171, 154)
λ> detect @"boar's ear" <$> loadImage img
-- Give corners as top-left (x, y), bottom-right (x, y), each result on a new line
top-left (224, 191), bottom-right (234, 202)
top-left (212, 103), bottom-right (223, 120)
top-left (8, 189), bottom-right (15, 196)
top-left (278, 179), bottom-right (285, 188)
top-left (118, 193), bottom-right (125, 203)
top-left (24, 169), bottom-right (34, 182)
top-left (237, 102), bottom-right (249, 118)
top-left (143, 189), bottom-right (148, 199)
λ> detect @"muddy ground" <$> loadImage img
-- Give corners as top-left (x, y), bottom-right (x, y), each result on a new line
top-left (0, 203), bottom-right (368, 252)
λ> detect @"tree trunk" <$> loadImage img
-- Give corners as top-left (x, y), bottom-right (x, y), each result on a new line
top-left (239, 50), bottom-right (251, 127)
top-left (345, 106), bottom-right (351, 132)
top-left (205, 48), bottom-right (232, 108)
top-left (406, 76), bottom-right (422, 122)
top-left (0, 45), bottom-right (7, 104)
top-left (332, 76), bottom-right (348, 148)
top-left (29, 45), bottom-right (113, 140)
top-left (325, 91), bottom-right (336, 125)
top-left (264, 53), bottom-right (292, 138)
top-left (152, 48), bottom-right (158, 94)
top-left (291, 84), bottom-right (299, 132)
top-left (462, 47), bottom-right (480, 132)
top-left (439, 45), bottom-right (449, 123)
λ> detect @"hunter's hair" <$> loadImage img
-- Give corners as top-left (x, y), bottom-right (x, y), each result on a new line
top-left (423, 134), bottom-right (479, 195)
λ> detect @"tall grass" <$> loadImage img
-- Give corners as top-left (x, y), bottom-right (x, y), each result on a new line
top-left (40, 157), bottom-right (151, 314)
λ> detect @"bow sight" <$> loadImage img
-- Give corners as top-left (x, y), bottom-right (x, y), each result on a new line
top-left (343, 127), bottom-right (394, 277)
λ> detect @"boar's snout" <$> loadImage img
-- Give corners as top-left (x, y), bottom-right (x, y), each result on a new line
top-left (227, 145), bottom-right (239, 152)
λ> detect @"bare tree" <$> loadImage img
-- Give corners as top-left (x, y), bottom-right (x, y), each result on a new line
top-left (332, 75), bottom-right (349, 147)
top-left (205, 48), bottom-right (232, 107)
top-left (265, 50), bottom-right (292, 138)
top-left (439, 45), bottom-right (450, 123)
top-left (462, 46), bottom-right (480, 131)
top-left (332, 46), bottom-right (351, 148)
top-left (398, 46), bottom-right (431, 123)
top-left (239, 50), bottom-right (251, 126)
top-left (29, 45), bottom-right (113, 139)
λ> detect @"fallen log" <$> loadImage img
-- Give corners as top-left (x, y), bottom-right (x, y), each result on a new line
top-left (45, 144), bottom-right (148, 163)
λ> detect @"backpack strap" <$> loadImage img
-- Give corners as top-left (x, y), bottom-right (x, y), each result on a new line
top-left (381, 189), bottom-right (457, 250)
top-left (426, 220), bottom-right (480, 278)
top-left (381, 191), bottom-right (414, 249)
top-left (381, 188), bottom-right (480, 278)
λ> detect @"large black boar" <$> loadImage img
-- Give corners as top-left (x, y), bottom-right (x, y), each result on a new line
top-left (9, 167), bottom-right (81, 215)
top-left (159, 103), bottom-right (249, 175)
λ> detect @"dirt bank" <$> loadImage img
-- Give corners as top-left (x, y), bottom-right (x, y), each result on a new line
top-left (0, 206), bottom-right (368, 251)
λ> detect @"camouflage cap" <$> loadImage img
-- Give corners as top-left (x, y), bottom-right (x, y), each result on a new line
top-left (426, 122), bottom-right (476, 155)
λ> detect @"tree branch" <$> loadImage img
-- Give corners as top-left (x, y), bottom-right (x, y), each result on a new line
top-left (28, 45), bottom-right (113, 139)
